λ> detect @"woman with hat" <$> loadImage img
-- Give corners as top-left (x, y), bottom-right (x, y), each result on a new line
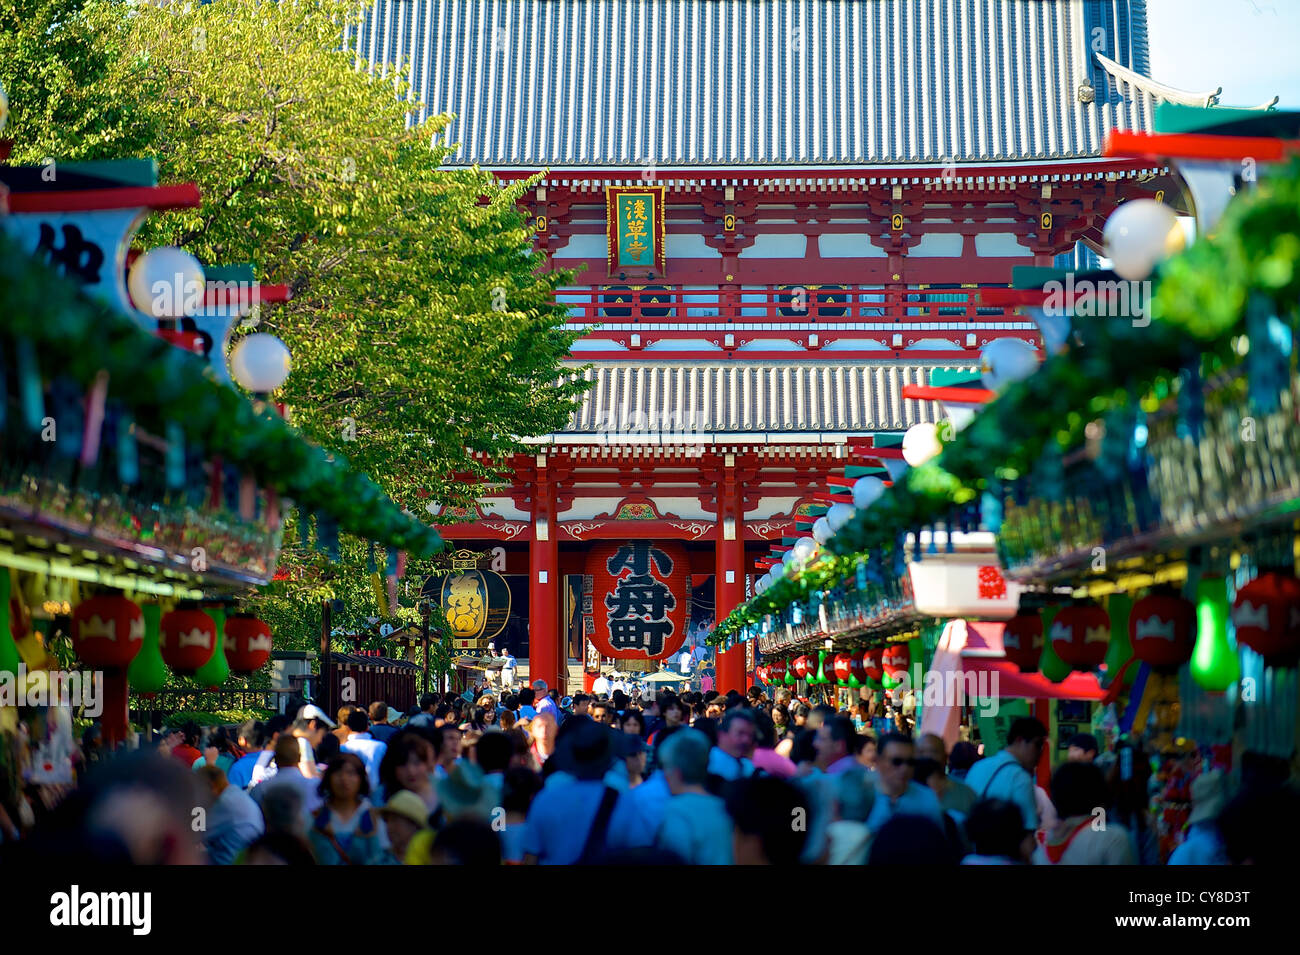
top-left (377, 790), bottom-right (433, 863)
top-left (307, 753), bottom-right (391, 865)
top-left (377, 732), bottom-right (440, 814)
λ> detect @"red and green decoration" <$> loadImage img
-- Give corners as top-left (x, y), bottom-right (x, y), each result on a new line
top-left (70, 594), bottom-right (143, 670)
top-left (128, 603), bottom-right (169, 694)
top-left (1231, 571), bottom-right (1300, 668)
top-left (1049, 604), bottom-right (1110, 672)
top-left (1129, 590), bottom-right (1196, 670)
top-left (1001, 610), bottom-right (1044, 673)
top-left (226, 614), bottom-right (274, 673)
top-left (882, 643), bottom-right (909, 689)
top-left (160, 605), bottom-right (218, 675)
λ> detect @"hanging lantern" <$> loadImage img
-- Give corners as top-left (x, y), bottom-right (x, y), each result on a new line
top-left (194, 606), bottom-right (229, 688)
top-left (1001, 611), bottom-right (1044, 673)
top-left (225, 614), bottom-right (273, 674)
top-left (768, 659), bottom-right (788, 683)
top-left (1193, 576), bottom-right (1240, 691)
top-left (863, 647), bottom-right (884, 684)
top-left (848, 649), bottom-right (868, 687)
top-left (426, 567), bottom-right (513, 654)
top-left (1129, 591), bottom-right (1196, 669)
top-left (1103, 593), bottom-right (1136, 684)
top-left (1232, 571), bottom-right (1300, 667)
top-left (882, 643), bottom-right (910, 688)
top-left (71, 595), bottom-right (144, 670)
top-left (832, 652), bottom-right (854, 685)
top-left (811, 651), bottom-right (828, 685)
top-left (791, 655), bottom-right (813, 680)
top-left (160, 606), bottom-right (217, 674)
top-left (581, 540), bottom-right (690, 660)
top-left (128, 603), bottom-right (168, 694)
top-left (1049, 604), bottom-right (1110, 670)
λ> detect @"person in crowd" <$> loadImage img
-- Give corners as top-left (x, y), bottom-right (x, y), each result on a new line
top-left (654, 729), bottom-right (732, 864)
top-left (708, 708), bottom-right (756, 781)
top-left (500, 647), bottom-right (517, 690)
top-left (1168, 769), bottom-right (1228, 865)
top-left (516, 688), bottom-right (538, 721)
top-left (248, 715), bottom-right (293, 787)
top-left (427, 820), bottom-right (503, 865)
top-left (590, 701), bottom-right (616, 726)
top-left (436, 761), bottom-right (497, 826)
top-left (620, 709), bottom-right (645, 737)
top-left (607, 725), bottom-right (681, 851)
top-left (406, 693), bottom-right (440, 729)
top-left (170, 722), bottom-right (203, 768)
top-left (193, 726), bottom-right (241, 774)
top-left (340, 709), bottom-right (388, 790)
top-left (618, 734), bottom-right (650, 789)
top-left (532, 680), bottom-right (559, 721)
top-left (948, 741), bottom-right (980, 782)
top-left (824, 766), bottom-right (875, 865)
top-left (497, 767), bottom-right (543, 864)
top-left (750, 708), bottom-right (796, 778)
top-left (865, 732), bottom-right (944, 830)
top-left (226, 720), bottom-right (265, 789)
top-left (433, 724), bottom-right (463, 779)
top-left (1065, 732), bottom-right (1099, 763)
top-left (869, 813), bottom-right (956, 865)
top-left (857, 733), bottom-right (879, 771)
top-left (963, 717), bottom-right (1046, 833)
top-left (522, 720), bottom-right (619, 864)
top-left (293, 705), bottom-right (337, 776)
top-left (1033, 761), bottom-right (1134, 865)
top-left (962, 798), bottom-right (1034, 864)
top-left (243, 831), bottom-right (318, 866)
top-left (368, 702), bottom-right (400, 743)
top-left (771, 703), bottom-right (791, 741)
top-left (333, 706), bottom-right (357, 744)
top-left (570, 694), bottom-right (591, 719)
top-left (378, 732), bottom-right (439, 813)
top-left (916, 734), bottom-right (977, 820)
top-left (649, 697), bottom-right (686, 745)
top-left (815, 715), bottom-right (863, 775)
top-left (725, 775), bottom-right (810, 865)
top-left (196, 766), bottom-right (264, 865)
top-left (306, 753), bottom-right (390, 865)
top-left (257, 780), bottom-right (309, 845)
top-left (252, 734), bottom-right (324, 818)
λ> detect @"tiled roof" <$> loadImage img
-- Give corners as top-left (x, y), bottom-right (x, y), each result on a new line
top-left (349, 0), bottom-right (1156, 168)
top-left (536, 361), bottom-right (977, 440)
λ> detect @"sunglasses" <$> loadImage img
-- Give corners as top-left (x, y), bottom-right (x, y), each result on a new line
top-left (887, 756), bottom-right (915, 767)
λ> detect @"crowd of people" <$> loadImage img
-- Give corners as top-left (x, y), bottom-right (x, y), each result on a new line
top-left (2, 678), bottom-right (1296, 865)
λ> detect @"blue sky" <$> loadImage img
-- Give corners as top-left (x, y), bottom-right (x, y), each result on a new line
top-left (1147, 0), bottom-right (1300, 108)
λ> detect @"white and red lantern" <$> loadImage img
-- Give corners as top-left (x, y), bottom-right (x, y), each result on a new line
top-left (1049, 605), bottom-right (1110, 670)
top-left (1232, 572), bottom-right (1300, 666)
top-left (882, 643), bottom-right (910, 686)
top-left (225, 614), bottom-right (273, 674)
top-left (71, 595), bottom-right (144, 669)
top-left (791, 655), bottom-right (813, 680)
top-left (767, 659), bottom-right (788, 683)
top-left (1001, 611), bottom-right (1044, 673)
top-left (864, 647), bottom-right (885, 683)
top-left (1129, 592), bottom-right (1196, 669)
top-left (160, 606), bottom-right (217, 674)
top-left (832, 652), bottom-right (854, 684)
top-left (582, 540), bottom-right (690, 660)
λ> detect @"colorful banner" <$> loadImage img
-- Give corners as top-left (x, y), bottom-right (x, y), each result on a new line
top-left (605, 186), bottom-right (666, 276)
top-left (584, 539), bottom-right (688, 661)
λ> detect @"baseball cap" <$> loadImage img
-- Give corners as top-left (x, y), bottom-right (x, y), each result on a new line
top-left (298, 704), bottom-right (336, 728)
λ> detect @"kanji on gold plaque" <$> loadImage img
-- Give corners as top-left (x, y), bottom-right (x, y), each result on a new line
top-left (606, 186), bottom-right (666, 276)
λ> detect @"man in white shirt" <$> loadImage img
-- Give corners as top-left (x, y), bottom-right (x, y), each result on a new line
top-left (964, 717), bottom-right (1047, 833)
top-left (500, 649), bottom-right (517, 689)
top-left (533, 680), bottom-right (559, 721)
top-left (252, 735), bottom-right (324, 820)
top-left (592, 672), bottom-right (611, 697)
top-left (340, 710), bottom-right (388, 790)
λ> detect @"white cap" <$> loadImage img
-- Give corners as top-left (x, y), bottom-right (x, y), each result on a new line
top-left (298, 703), bottom-right (336, 728)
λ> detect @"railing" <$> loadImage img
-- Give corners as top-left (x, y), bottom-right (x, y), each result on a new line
top-left (557, 285), bottom-right (1016, 324)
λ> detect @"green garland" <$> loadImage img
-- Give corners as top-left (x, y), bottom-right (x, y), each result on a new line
top-left (711, 156), bottom-right (1300, 644)
top-left (0, 233), bottom-right (442, 557)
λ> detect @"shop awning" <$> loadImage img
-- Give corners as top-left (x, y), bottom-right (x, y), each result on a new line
top-left (960, 658), bottom-right (1106, 701)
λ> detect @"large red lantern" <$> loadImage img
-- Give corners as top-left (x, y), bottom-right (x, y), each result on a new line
top-left (767, 659), bottom-right (788, 683)
top-left (849, 650), bottom-right (869, 685)
top-left (160, 607), bottom-right (218, 674)
top-left (863, 648), bottom-right (884, 683)
top-left (1129, 592), bottom-right (1196, 669)
top-left (225, 614), bottom-right (273, 674)
top-left (791, 655), bottom-right (813, 679)
top-left (582, 540), bottom-right (689, 660)
top-left (832, 652), bottom-right (854, 684)
top-left (882, 643), bottom-right (910, 687)
top-left (71, 595), bottom-right (144, 669)
top-left (1001, 611), bottom-right (1044, 672)
top-left (1049, 605), bottom-right (1110, 670)
top-left (1232, 572), bottom-right (1300, 666)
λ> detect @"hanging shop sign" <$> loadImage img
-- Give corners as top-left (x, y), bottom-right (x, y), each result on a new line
top-left (907, 553), bottom-right (1022, 620)
top-left (583, 539), bottom-right (689, 661)
top-left (605, 186), bottom-right (666, 277)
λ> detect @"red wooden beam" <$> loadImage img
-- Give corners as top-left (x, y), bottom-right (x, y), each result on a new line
top-left (7, 182), bottom-right (202, 213)
top-left (902, 384), bottom-right (998, 404)
top-left (1105, 130), bottom-right (1300, 163)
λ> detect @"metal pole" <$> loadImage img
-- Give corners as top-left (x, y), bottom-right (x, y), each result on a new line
top-left (320, 599), bottom-right (333, 715)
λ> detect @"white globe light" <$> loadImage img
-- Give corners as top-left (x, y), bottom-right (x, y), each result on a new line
top-left (852, 476), bottom-right (886, 510)
top-left (811, 516), bottom-right (834, 545)
top-left (826, 502), bottom-right (855, 532)
top-left (902, 422), bottom-right (944, 467)
top-left (792, 536), bottom-right (817, 566)
top-left (980, 338), bottom-right (1040, 393)
top-left (127, 246), bottom-right (206, 318)
top-left (755, 575), bottom-right (768, 595)
top-left (230, 333), bottom-right (292, 393)
top-left (1103, 198), bottom-right (1185, 281)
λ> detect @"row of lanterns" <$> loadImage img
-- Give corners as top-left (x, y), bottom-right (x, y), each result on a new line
top-left (1000, 571), bottom-right (1300, 690)
top-left (756, 643), bottom-right (911, 690)
top-left (70, 595), bottom-right (273, 692)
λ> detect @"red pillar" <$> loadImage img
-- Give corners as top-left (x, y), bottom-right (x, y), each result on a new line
top-left (528, 464), bottom-right (560, 690)
top-left (102, 670), bottom-right (130, 748)
top-left (715, 463), bottom-right (746, 693)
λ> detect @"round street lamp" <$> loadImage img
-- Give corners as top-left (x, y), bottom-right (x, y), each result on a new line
top-left (229, 332), bottom-right (292, 396)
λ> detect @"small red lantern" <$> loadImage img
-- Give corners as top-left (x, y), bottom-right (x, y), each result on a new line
top-left (1001, 611), bottom-right (1044, 672)
top-left (849, 650), bottom-right (869, 685)
top-left (160, 607), bottom-right (218, 674)
top-left (791, 655), bottom-right (813, 679)
top-left (1232, 572), bottom-right (1300, 666)
top-left (768, 659), bottom-right (788, 683)
top-left (225, 615), bottom-right (273, 674)
top-left (71, 596), bottom-right (144, 669)
top-left (1129, 592), bottom-right (1196, 669)
top-left (1049, 605), bottom-right (1110, 670)
top-left (832, 652), bottom-right (854, 684)
top-left (882, 643), bottom-right (910, 686)
top-left (863, 647), bottom-right (884, 683)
